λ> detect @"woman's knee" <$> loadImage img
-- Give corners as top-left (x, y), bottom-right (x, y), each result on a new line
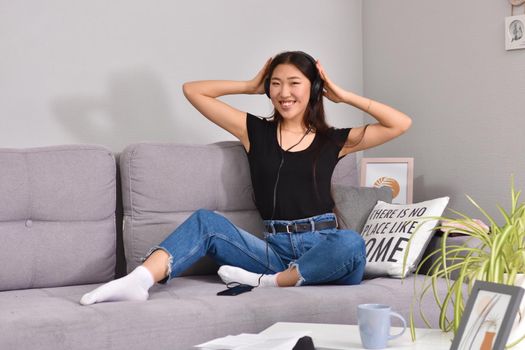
top-left (187, 208), bottom-right (238, 239)
top-left (189, 209), bottom-right (226, 226)
top-left (330, 230), bottom-right (366, 256)
top-left (191, 208), bottom-right (216, 220)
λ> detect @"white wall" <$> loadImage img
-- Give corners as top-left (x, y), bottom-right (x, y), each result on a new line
top-left (1, 1), bottom-right (364, 152)
top-left (363, 0), bottom-right (525, 218)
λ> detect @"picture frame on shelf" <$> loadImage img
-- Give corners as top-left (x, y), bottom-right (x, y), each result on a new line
top-left (450, 280), bottom-right (525, 350)
top-left (360, 158), bottom-right (413, 204)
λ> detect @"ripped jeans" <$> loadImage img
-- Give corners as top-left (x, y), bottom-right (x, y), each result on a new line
top-left (146, 209), bottom-right (366, 286)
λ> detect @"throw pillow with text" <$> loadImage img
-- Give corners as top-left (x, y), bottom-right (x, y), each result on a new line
top-left (361, 197), bottom-right (449, 278)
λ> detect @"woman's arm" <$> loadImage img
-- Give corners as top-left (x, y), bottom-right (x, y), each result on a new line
top-left (182, 59), bottom-right (271, 150)
top-left (316, 61), bottom-right (412, 157)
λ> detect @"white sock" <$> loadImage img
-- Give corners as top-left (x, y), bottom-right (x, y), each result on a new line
top-left (217, 265), bottom-right (278, 287)
top-left (79, 266), bottom-right (154, 305)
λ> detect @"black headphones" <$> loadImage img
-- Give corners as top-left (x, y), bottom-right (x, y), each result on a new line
top-left (264, 51), bottom-right (324, 105)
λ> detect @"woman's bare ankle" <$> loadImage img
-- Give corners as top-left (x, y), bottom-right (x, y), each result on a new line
top-left (143, 249), bottom-right (171, 283)
top-left (276, 267), bottom-right (300, 287)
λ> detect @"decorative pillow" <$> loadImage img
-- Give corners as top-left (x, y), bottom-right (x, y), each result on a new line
top-left (361, 197), bottom-right (450, 278)
top-left (332, 184), bottom-right (393, 232)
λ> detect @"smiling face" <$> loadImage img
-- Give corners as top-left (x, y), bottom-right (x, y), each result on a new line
top-left (269, 63), bottom-right (312, 123)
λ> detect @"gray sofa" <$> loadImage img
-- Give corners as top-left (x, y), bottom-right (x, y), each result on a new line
top-left (0, 142), bottom-right (460, 350)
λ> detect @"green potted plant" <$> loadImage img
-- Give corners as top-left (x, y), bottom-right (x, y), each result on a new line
top-left (405, 177), bottom-right (525, 346)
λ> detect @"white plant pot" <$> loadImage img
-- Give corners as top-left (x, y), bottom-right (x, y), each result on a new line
top-left (508, 274), bottom-right (525, 345)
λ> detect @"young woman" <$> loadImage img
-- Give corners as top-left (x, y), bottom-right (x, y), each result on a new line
top-left (80, 51), bottom-right (411, 305)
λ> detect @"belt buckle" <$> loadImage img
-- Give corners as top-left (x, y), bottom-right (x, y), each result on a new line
top-left (286, 224), bottom-right (294, 234)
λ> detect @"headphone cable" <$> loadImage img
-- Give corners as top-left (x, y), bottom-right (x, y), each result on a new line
top-left (256, 122), bottom-right (312, 287)
top-left (225, 122), bottom-right (312, 290)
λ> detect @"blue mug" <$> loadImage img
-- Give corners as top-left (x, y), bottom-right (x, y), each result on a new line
top-left (357, 304), bottom-right (407, 349)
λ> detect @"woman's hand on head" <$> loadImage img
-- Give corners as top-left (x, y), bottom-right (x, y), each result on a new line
top-left (249, 57), bottom-right (272, 94)
top-left (316, 61), bottom-right (348, 103)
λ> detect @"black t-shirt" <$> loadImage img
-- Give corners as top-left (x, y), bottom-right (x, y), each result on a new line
top-left (246, 113), bottom-right (351, 221)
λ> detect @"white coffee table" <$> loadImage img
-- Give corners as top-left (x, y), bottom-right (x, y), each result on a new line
top-left (260, 322), bottom-right (453, 350)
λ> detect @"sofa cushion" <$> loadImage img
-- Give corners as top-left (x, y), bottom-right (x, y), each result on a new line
top-left (332, 185), bottom-right (393, 233)
top-left (0, 145), bottom-right (116, 291)
top-left (120, 141), bottom-right (358, 274)
top-left (0, 274), bottom-right (449, 350)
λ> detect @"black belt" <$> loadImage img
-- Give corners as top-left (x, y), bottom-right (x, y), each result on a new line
top-left (265, 220), bottom-right (337, 233)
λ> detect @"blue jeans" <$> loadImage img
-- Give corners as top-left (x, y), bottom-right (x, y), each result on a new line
top-left (146, 209), bottom-right (366, 286)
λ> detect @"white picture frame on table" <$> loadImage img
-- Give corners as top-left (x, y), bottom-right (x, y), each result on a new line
top-left (360, 158), bottom-right (414, 204)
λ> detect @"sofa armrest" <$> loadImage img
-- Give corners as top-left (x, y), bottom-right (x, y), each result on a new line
top-left (417, 233), bottom-right (480, 279)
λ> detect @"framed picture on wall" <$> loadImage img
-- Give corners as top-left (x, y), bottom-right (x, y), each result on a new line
top-left (450, 280), bottom-right (525, 350)
top-left (505, 14), bottom-right (525, 51)
top-left (360, 158), bottom-right (414, 204)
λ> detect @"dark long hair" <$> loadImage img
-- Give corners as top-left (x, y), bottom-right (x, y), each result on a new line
top-left (267, 51), bottom-right (329, 133)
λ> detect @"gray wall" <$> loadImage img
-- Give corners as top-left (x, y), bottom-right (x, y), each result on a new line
top-left (0, 0), bottom-right (364, 151)
top-left (363, 0), bottom-right (525, 219)
top-left (3, 0), bottom-right (523, 218)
